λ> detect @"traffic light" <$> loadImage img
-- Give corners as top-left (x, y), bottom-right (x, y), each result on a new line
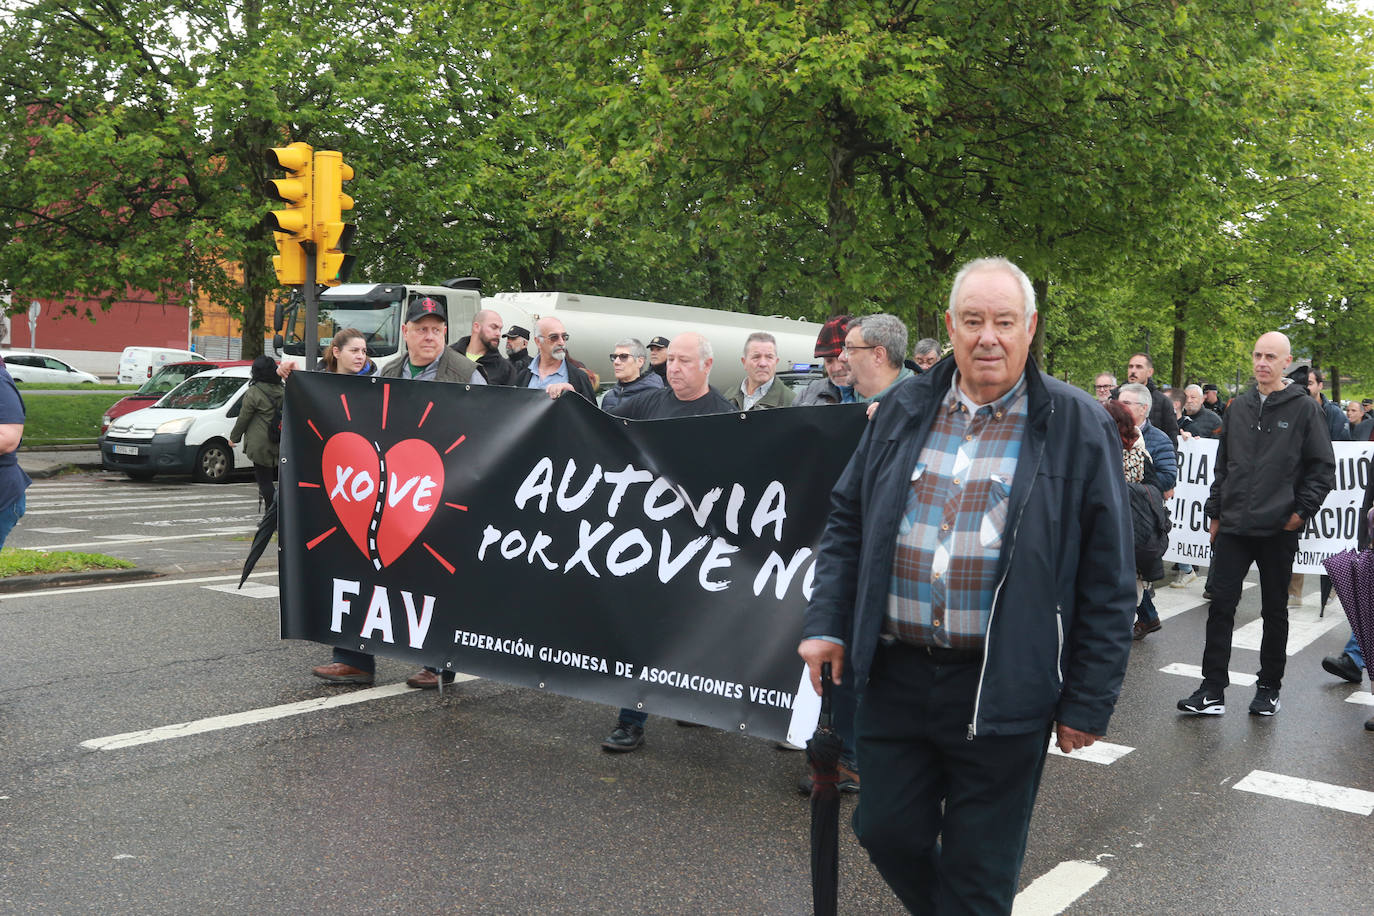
top-left (266, 142), bottom-right (313, 286)
top-left (313, 150), bottom-right (354, 286)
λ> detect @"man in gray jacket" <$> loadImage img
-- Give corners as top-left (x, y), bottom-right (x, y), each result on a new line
top-left (1178, 332), bottom-right (1335, 718)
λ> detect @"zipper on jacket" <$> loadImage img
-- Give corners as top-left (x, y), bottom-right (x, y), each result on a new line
top-left (968, 401), bottom-right (1052, 739)
top-left (1055, 610), bottom-right (1064, 682)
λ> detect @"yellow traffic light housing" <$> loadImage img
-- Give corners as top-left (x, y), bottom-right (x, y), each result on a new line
top-left (266, 142), bottom-right (314, 286)
top-left (313, 150), bottom-right (355, 286)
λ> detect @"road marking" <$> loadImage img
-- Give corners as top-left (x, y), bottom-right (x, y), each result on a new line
top-left (1158, 663), bottom-right (1257, 687)
top-left (81, 677), bottom-right (479, 750)
top-left (23, 527), bottom-right (86, 534)
top-left (23, 528), bottom-right (256, 551)
top-left (25, 498), bottom-right (252, 516)
top-left (0, 571), bottom-right (273, 601)
top-left (1011, 861), bottom-right (1109, 915)
top-left (1345, 691), bottom-right (1374, 706)
top-left (203, 582), bottom-right (279, 599)
top-left (1046, 739), bottom-right (1132, 765)
top-left (1233, 770), bottom-right (1374, 816)
top-left (1233, 603), bottom-right (1342, 655)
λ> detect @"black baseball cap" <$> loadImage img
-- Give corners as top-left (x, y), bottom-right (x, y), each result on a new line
top-left (405, 296), bottom-right (448, 323)
top-left (503, 325), bottom-right (531, 340)
top-left (647, 335), bottom-right (670, 349)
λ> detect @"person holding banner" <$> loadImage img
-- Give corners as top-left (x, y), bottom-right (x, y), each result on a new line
top-left (1177, 332), bottom-right (1335, 717)
top-left (799, 257), bottom-right (1135, 915)
top-left (517, 317), bottom-right (596, 402)
top-left (599, 337), bottom-right (663, 412)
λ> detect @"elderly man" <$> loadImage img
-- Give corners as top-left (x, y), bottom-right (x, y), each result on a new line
top-left (516, 317), bottom-right (597, 401)
top-left (1119, 383), bottom-right (1179, 638)
top-left (796, 315), bottom-right (855, 406)
top-left (799, 257), bottom-right (1134, 914)
top-left (840, 314), bottom-right (915, 403)
top-left (314, 296), bottom-right (485, 690)
top-left (1177, 332), bottom-right (1335, 717)
top-left (599, 337), bottom-right (663, 412)
top-left (911, 337), bottom-right (942, 372)
top-left (1179, 384), bottom-right (1223, 439)
top-left (452, 308), bottom-right (514, 386)
top-left (725, 331), bottom-right (795, 410)
top-left (504, 325), bottom-right (533, 373)
top-left (1123, 353), bottom-right (1179, 444)
top-left (1092, 372), bottom-right (1117, 405)
top-left (600, 332), bottom-right (735, 751)
top-left (646, 335), bottom-right (670, 381)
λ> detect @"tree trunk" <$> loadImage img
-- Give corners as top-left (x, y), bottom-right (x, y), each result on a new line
top-left (1171, 295), bottom-right (1187, 388)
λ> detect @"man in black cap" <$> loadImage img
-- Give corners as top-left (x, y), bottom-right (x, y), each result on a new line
top-left (646, 335), bottom-right (670, 381)
top-left (504, 325), bottom-right (533, 374)
top-left (1202, 383), bottom-right (1225, 418)
top-left (379, 296), bottom-right (484, 385)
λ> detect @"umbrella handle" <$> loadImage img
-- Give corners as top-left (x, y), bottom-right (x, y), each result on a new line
top-left (819, 661), bottom-right (834, 729)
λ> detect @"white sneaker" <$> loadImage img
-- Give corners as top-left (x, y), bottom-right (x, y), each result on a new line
top-left (1169, 570), bottom-right (1198, 588)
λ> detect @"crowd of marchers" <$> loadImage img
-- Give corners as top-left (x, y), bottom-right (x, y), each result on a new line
top-left (256, 257), bottom-right (1369, 916)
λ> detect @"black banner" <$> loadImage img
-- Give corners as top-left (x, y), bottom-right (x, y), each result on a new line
top-left (278, 372), bottom-right (867, 742)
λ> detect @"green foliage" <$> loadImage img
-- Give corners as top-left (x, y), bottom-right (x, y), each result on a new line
top-left (20, 392), bottom-right (127, 445)
top-left (0, 547), bottom-right (135, 577)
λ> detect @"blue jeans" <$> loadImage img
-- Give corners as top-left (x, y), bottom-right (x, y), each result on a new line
top-left (1344, 633), bottom-right (1366, 670)
top-left (0, 492), bottom-right (26, 549)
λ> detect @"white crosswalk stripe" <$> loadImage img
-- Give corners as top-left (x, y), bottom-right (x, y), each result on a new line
top-left (1233, 770), bottom-right (1374, 816)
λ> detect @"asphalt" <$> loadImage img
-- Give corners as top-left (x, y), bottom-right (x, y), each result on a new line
top-left (19, 445), bottom-right (104, 480)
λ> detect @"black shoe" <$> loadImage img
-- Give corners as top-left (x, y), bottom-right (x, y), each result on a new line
top-left (1249, 685), bottom-right (1281, 717)
top-left (601, 723), bottom-right (645, 752)
top-left (1322, 653), bottom-right (1362, 684)
top-left (797, 760), bottom-right (860, 795)
top-left (1178, 687), bottom-right (1225, 715)
top-left (1365, 717), bottom-right (1374, 732)
top-left (1203, 589), bottom-right (1213, 600)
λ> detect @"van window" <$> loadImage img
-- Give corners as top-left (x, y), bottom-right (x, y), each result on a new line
top-left (157, 376), bottom-right (247, 410)
top-left (138, 363), bottom-right (215, 396)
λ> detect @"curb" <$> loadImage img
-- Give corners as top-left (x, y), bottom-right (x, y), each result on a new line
top-left (0, 566), bottom-right (163, 593)
top-left (24, 462), bottom-right (104, 480)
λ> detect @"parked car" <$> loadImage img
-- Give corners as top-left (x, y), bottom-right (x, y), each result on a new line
top-left (116, 346), bottom-right (205, 384)
top-left (2, 351), bottom-right (101, 385)
top-left (99, 366), bottom-right (257, 482)
top-left (101, 359), bottom-right (254, 433)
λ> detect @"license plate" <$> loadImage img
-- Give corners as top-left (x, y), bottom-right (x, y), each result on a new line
top-left (112, 444), bottom-right (140, 456)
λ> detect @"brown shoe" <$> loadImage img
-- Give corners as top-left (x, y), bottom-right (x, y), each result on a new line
top-left (405, 668), bottom-right (456, 689)
top-left (312, 662), bottom-right (373, 685)
top-left (1132, 619), bottom-right (1161, 641)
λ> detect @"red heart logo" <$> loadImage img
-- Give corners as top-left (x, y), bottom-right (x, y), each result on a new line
top-left (375, 439), bottom-right (445, 567)
top-left (322, 432), bottom-right (381, 560)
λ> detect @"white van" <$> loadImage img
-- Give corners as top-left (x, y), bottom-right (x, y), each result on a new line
top-left (117, 347), bottom-right (205, 385)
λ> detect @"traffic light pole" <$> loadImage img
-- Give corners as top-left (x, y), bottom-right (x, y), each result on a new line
top-left (302, 239), bottom-right (318, 372)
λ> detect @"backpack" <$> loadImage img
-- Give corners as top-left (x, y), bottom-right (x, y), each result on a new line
top-left (1126, 480), bottom-right (1171, 582)
top-left (267, 400), bottom-right (283, 444)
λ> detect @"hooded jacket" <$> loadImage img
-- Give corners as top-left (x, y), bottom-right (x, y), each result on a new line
top-left (803, 358), bottom-right (1135, 738)
top-left (600, 370), bottom-right (664, 412)
top-left (1204, 382), bottom-right (1336, 535)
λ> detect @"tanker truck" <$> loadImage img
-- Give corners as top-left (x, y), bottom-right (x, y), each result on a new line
top-left (272, 280), bottom-right (823, 392)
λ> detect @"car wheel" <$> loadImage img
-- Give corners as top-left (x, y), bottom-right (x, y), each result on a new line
top-left (124, 469), bottom-right (156, 481)
top-left (194, 441), bottom-right (232, 483)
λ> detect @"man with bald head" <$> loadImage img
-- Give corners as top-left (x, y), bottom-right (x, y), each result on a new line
top-left (452, 308), bottom-right (515, 386)
top-left (1178, 331), bottom-right (1335, 718)
top-left (599, 331), bottom-right (734, 751)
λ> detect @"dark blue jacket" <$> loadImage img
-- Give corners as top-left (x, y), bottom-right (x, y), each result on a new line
top-left (803, 358), bottom-right (1136, 738)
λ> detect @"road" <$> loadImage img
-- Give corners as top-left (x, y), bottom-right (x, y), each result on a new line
top-left (1, 472), bottom-right (1371, 914)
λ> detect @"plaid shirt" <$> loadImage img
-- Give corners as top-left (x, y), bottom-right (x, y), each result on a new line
top-left (886, 373), bottom-right (1029, 649)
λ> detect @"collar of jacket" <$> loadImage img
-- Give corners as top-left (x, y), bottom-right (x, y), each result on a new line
top-left (876, 355), bottom-right (1052, 442)
top-left (1240, 380), bottom-right (1305, 410)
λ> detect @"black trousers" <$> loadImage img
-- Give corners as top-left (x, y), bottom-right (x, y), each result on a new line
top-left (853, 641), bottom-right (1052, 915)
top-left (1201, 530), bottom-right (1300, 692)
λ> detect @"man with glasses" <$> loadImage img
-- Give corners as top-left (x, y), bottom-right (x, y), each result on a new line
top-left (599, 337), bottom-right (663, 412)
top-left (840, 314), bottom-right (914, 403)
top-left (1092, 372), bottom-right (1116, 405)
top-left (911, 337), bottom-right (942, 372)
top-left (516, 316), bottom-right (596, 401)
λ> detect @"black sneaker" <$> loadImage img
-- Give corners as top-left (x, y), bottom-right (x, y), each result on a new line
top-left (1249, 686), bottom-right (1280, 716)
top-left (1177, 687), bottom-right (1225, 715)
top-left (601, 722), bottom-right (645, 752)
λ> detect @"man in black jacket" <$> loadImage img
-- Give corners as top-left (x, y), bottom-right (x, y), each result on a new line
top-left (1124, 352), bottom-right (1180, 445)
top-left (798, 258), bottom-right (1134, 914)
top-left (504, 325), bottom-right (533, 374)
top-left (1178, 331), bottom-right (1336, 718)
top-left (451, 309), bottom-right (515, 386)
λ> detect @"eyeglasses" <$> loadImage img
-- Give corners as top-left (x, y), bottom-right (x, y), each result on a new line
top-left (843, 344), bottom-right (878, 354)
top-left (608, 353), bottom-right (637, 361)
top-left (1094, 384), bottom-right (1113, 390)
top-left (541, 333), bottom-right (570, 342)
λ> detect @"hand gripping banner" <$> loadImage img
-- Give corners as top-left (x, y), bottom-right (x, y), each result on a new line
top-left (278, 372), bottom-right (868, 742)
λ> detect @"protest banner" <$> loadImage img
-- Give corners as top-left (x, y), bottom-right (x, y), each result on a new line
top-left (277, 371), bottom-right (868, 744)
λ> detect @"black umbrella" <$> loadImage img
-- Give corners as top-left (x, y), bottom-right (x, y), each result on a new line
top-left (807, 662), bottom-right (842, 916)
top-left (238, 498), bottom-right (277, 588)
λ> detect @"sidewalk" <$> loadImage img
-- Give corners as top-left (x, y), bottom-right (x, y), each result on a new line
top-left (19, 447), bottom-right (104, 479)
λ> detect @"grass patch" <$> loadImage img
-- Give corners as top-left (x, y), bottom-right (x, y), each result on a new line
top-left (13, 382), bottom-right (137, 391)
top-left (0, 546), bottom-right (135, 577)
top-left (20, 392), bottom-right (129, 446)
